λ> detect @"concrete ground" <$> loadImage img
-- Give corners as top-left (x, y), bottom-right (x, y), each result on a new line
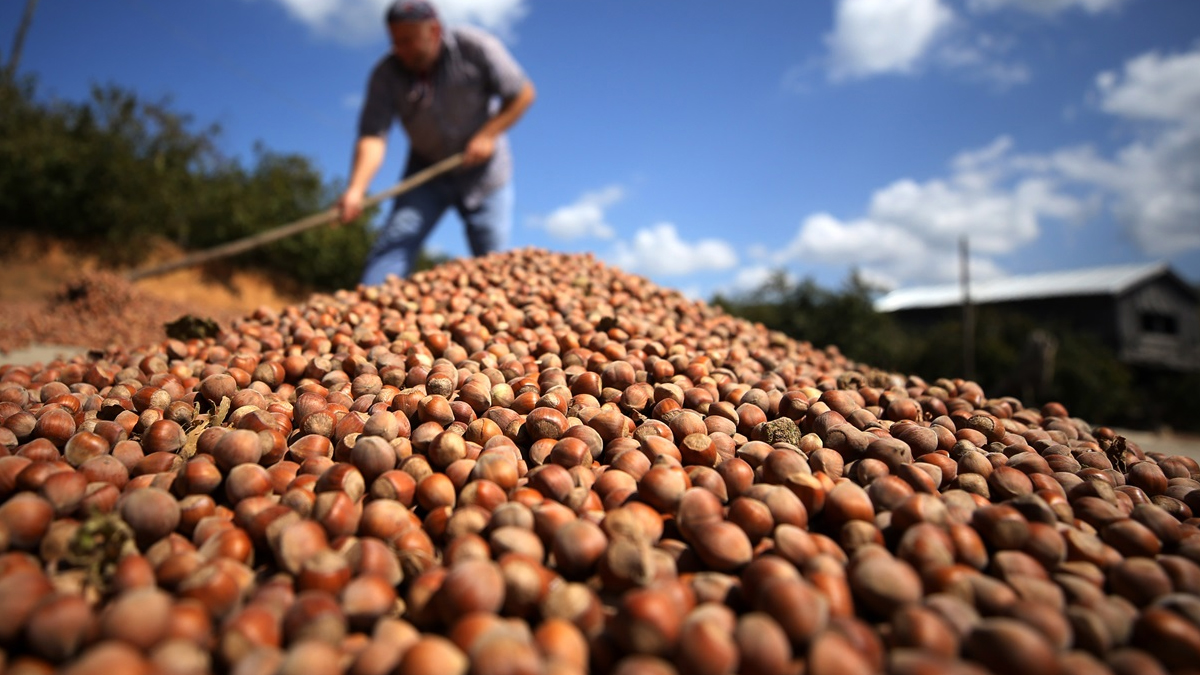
top-left (1111, 427), bottom-right (1200, 464)
top-left (1, 344), bottom-right (89, 367)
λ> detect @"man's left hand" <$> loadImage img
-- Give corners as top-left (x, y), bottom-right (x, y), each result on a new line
top-left (463, 133), bottom-right (496, 167)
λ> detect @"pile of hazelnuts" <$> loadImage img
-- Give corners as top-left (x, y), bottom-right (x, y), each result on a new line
top-left (1, 248), bottom-right (1199, 675)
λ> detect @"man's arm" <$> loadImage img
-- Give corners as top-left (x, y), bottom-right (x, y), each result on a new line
top-left (337, 135), bottom-right (388, 223)
top-left (462, 80), bottom-right (536, 167)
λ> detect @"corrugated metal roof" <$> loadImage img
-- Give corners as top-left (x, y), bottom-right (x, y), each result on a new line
top-left (874, 262), bottom-right (1170, 313)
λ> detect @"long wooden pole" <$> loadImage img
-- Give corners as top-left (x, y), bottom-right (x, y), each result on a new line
top-left (126, 153), bottom-right (463, 281)
top-left (3, 0), bottom-right (41, 83)
top-left (960, 235), bottom-right (975, 380)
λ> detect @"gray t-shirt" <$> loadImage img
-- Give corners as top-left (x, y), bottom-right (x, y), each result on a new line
top-left (358, 25), bottom-right (528, 209)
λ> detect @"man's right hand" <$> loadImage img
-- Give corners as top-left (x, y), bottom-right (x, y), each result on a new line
top-left (337, 189), bottom-right (366, 224)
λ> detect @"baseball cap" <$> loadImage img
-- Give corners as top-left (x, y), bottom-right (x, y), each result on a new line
top-left (386, 0), bottom-right (439, 23)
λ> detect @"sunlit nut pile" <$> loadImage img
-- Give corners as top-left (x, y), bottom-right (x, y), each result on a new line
top-left (2, 248), bottom-right (1199, 675)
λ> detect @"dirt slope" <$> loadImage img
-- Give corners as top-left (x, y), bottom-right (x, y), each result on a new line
top-left (0, 232), bottom-right (310, 355)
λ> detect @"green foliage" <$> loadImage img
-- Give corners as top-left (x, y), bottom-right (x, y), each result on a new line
top-left (717, 269), bottom-right (1197, 432)
top-left (0, 78), bottom-right (220, 254)
top-left (714, 269), bottom-right (910, 370)
top-left (415, 248), bottom-right (453, 273)
top-left (0, 76), bottom-right (374, 290)
top-left (1136, 368), bottom-right (1200, 432)
top-left (187, 144), bottom-right (376, 290)
top-left (1050, 329), bottom-right (1138, 426)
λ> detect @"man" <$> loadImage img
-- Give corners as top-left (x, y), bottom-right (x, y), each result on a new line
top-left (337, 0), bottom-right (535, 285)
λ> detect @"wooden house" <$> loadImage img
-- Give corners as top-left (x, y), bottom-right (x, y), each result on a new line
top-left (874, 262), bottom-right (1200, 371)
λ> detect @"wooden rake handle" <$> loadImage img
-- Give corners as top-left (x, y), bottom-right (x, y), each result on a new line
top-left (125, 153), bottom-right (464, 281)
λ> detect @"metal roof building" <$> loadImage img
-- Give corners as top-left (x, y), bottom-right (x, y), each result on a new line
top-left (874, 262), bottom-right (1173, 312)
top-left (874, 262), bottom-right (1200, 371)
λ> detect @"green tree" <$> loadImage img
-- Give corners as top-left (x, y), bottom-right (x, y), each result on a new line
top-left (715, 269), bottom-right (910, 370)
top-left (0, 80), bottom-right (222, 254)
top-left (0, 77), bottom-right (375, 290)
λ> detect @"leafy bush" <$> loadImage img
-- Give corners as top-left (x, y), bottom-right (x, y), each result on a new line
top-left (714, 270), bottom-right (912, 371)
top-left (0, 77), bottom-right (374, 290)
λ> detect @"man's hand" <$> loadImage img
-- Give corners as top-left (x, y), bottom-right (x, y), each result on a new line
top-left (463, 133), bottom-right (497, 167)
top-left (337, 189), bottom-right (366, 224)
top-left (337, 136), bottom-right (387, 226)
top-left (461, 82), bottom-right (535, 168)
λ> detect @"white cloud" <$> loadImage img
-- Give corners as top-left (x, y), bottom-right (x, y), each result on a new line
top-left (826, 0), bottom-right (956, 80)
top-left (819, 0), bottom-right (1134, 88)
top-left (782, 213), bottom-right (926, 264)
top-left (775, 137), bottom-right (1092, 287)
top-left (746, 243), bottom-right (773, 262)
top-left (865, 173), bottom-right (1087, 255)
top-left (1039, 127), bottom-right (1200, 256)
top-left (966, 0), bottom-right (1130, 16)
top-left (611, 223), bottom-right (738, 277)
top-left (779, 210), bottom-right (1012, 289)
top-left (1094, 49), bottom-right (1200, 123)
top-left (951, 135), bottom-right (1014, 171)
top-left (532, 186), bottom-right (623, 240)
top-left (821, 0), bottom-right (1026, 88)
top-left (720, 266), bottom-right (799, 298)
top-left (731, 266), bottom-right (780, 291)
top-left (778, 44), bottom-right (1200, 289)
top-left (861, 139), bottom-right (1088, 253)
top-left (436, 0), bottom-right (528, 37)
top-left (854, 268), bottom-right (903, 293)
top-left (1033, 45), bottom-right (1200, 255)
top-left (936, 37), bottom-right (1030, 89)
top-left (254, 0), bottom-right (528, 44)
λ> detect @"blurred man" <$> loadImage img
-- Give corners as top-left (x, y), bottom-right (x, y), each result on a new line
top-left (337, 0), bottom-right (535, 285)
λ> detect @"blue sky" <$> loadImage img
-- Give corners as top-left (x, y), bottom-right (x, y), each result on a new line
top-left (4, 0), bottom-right (1199, 299)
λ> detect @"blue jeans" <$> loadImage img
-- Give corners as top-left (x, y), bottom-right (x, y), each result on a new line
top-left (360, 177), bottom-right (513, 286)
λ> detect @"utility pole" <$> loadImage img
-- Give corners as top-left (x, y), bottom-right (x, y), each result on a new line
top-left (3, 0), bottom-right (41, 83)
top-left (960, 235), bottom-right (976, 381)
